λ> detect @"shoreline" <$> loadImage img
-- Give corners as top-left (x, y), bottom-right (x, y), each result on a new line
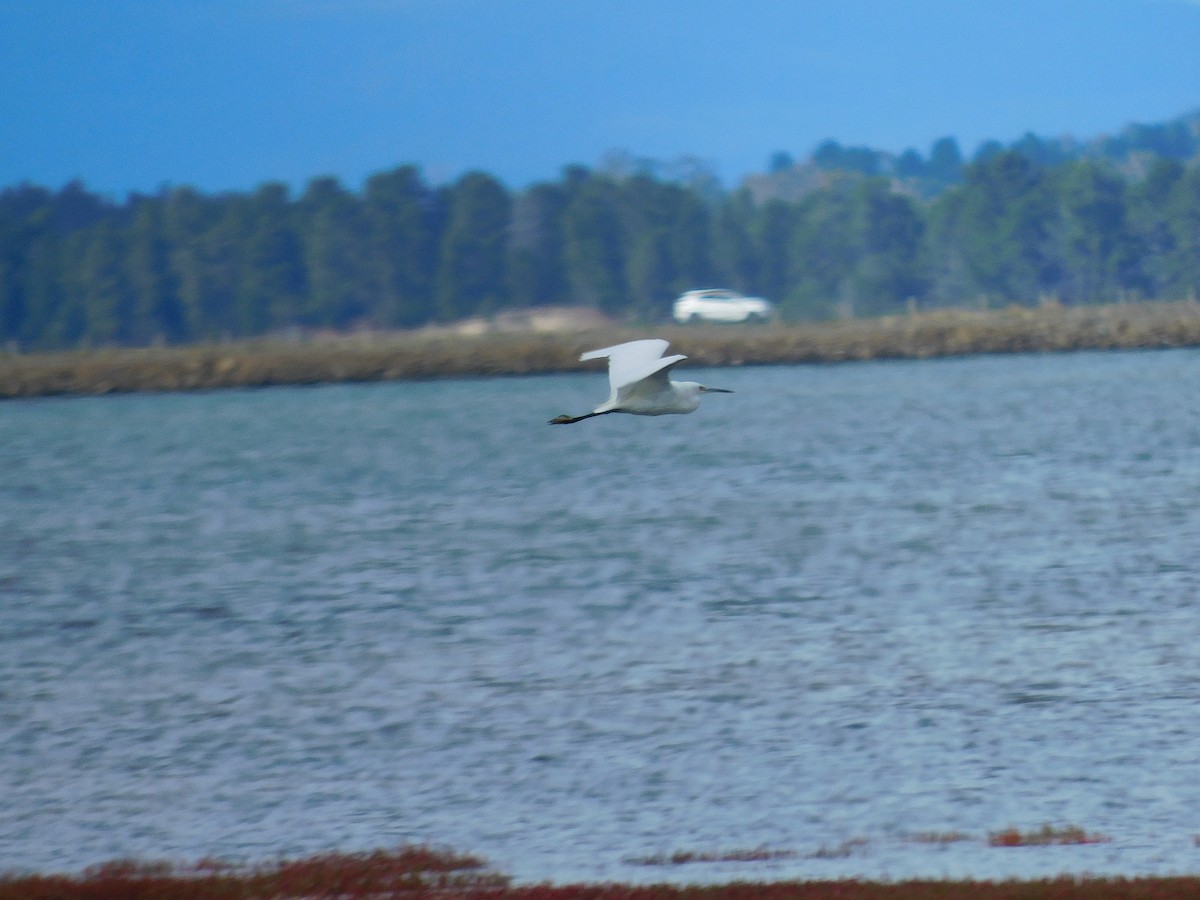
top-left (3, 301), bottom-right (1200, 400)
top-left (4, 845), bottom-right (1200, 900)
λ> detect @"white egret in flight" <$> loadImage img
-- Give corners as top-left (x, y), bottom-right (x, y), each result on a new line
top-left (549, 338), bottom-right (732, 424)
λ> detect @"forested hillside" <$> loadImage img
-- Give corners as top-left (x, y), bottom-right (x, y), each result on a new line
top-left (753, 110), bottom-right (1200, 201)
top-left (3, 112), bottom-right (1200, 351)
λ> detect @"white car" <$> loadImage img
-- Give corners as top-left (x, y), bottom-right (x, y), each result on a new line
top-left (673, 289), bottom-right (774, 324)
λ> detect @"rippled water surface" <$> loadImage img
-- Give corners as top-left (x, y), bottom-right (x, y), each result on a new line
top-left (4, 349), bottom-right (1200, 882)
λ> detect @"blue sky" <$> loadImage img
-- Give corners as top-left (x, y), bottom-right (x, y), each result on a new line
top-left (3, 0), bottom-right (1200, 198)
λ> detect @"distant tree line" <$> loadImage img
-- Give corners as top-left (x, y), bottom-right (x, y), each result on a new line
top-left (3, 144), bottom-right (1200, 350)
top-left (798, 113), bottom-right (1200, 194)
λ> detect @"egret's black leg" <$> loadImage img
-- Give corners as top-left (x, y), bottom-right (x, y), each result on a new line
top-left (548, 411), bottom-right (614, 425)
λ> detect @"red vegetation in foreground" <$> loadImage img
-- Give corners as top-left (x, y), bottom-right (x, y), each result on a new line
top-left (0, 845), bottom-right (503, 900)
top-left (5, 845), bottom-right (1200, 900)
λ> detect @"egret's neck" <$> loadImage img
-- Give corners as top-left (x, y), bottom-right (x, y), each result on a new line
top-left (672, 381), bottom-right (704, 412)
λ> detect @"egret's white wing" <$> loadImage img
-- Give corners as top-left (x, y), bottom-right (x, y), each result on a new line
top-left (615, 355), bottom-right (688, 407)
top-left (580, 339), bottom-right (686, 396)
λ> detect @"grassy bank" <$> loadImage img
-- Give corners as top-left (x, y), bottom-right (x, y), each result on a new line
top-left (3, 301), bottom-right (1200, 400)
top-left (4, 845), bottom-right (1200, 900)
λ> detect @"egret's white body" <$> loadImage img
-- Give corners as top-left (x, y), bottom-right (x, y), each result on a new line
top-left (549, 339), bottom-right (731, 424)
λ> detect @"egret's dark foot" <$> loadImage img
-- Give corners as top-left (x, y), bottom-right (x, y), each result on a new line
top-left (549, 414), bottom-right (575, 424)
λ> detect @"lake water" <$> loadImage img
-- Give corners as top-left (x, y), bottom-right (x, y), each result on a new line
top-left (3, 348), bottom-right (1200, 883)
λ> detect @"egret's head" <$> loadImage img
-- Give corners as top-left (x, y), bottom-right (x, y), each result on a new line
top-left (698, 385), bottom-right (733, 394)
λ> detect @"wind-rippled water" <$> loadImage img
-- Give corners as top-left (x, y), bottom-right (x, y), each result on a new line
top-left (3, 349), bottom-right (1200, 882)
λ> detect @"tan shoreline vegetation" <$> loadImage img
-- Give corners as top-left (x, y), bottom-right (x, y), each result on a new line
top-left (3, 301), bottom-right (1200, 400)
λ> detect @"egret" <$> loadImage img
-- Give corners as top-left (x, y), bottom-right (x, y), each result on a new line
top-left (549, 338), bottom-right (732, 424)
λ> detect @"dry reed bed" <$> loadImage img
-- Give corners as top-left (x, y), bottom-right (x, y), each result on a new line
top-left (3, 302), bottom-right (1200, 400)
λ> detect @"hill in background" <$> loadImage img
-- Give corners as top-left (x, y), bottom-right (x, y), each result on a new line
top-left (740, 109), bottom-right (1200, 203)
